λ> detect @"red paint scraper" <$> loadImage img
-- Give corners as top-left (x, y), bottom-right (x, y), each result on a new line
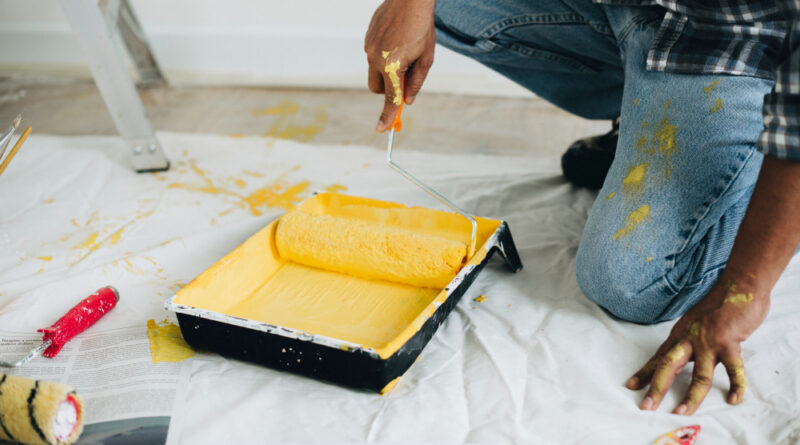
top-left (0, 286), bottom-right (119, 368)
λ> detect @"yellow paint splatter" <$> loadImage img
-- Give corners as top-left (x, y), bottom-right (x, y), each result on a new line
top-left (109, 228), bottom-right (124, 245)
top-left (711, 98), bottom-right (723, 114)
top-left (252, 100), bottom-right (328, 142)
top-left (168, 160), bottom-right (313, 215)
top-left (234, 178), bottom-right (247, 189)
top-left (146, 319), bottom-right (195, 364)
top-left (324, 184), bottom-right (348, 193)
top-left (635, 136), bottom-right (648, 150)
top-left (384, 59), bottom-right (403, 106)
top-left (645, 256), bottom-right (653, 263)
top-left (703, 79), bottom-right (720, 94)
top-left (653, 117), bottom-right (678, 156)
top-left (243, 170), bottom-right (264, 178)
top-left (687, 321), bottom-right (701, 340)
top-left (622, 163), bottom-right (648, 192)
top-left (37, 256), bottom-right (52, 261)
top-left (612, 205), bottom-right (651, 240)
top-left (229, 133), bottom-right (245, 139)
top-left (473, 294), bottom-right (487, 303)
top-left (663, 99), bottom-right (672, 109)
top-left (640, 122), bottom-right (650, 128)
top-left (77, 232), bottom-right (100, 252)
top-left (665, 343), bottom-right (686, 364)
top-left (43, 198), bottom-right (54, 204)
top-left (632, 98), bottom-right (640, 106)
top-left (725, 292), bottom-right (754, 306)
top-left (381, 50), bottom-right (390, 59)
top-left (606, 191), bottom-right (617, 200)
top-left (244, 181), bottom-right (309, 215)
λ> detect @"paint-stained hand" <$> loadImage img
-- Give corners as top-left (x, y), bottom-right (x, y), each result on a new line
top-left (626, 277), bottom-right (770, 415)
top-left (364, 0), bottom-right (436, 131)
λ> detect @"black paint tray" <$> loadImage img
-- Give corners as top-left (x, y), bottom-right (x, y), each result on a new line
top-left (165, 193), bottom-right (522, 393)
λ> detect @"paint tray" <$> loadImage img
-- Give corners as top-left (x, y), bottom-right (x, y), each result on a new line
top-left (165, 193), bottom-right (522, 393)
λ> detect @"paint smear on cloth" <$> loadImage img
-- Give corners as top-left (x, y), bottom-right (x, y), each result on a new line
top-left (146, 319), bottom-right (195, 364)
top-left (168, 160), bottom-right (311, 214)
top-left (252, 100), bottom-right (328, 142)
top-left (174, 193), bottom-right (500, 358)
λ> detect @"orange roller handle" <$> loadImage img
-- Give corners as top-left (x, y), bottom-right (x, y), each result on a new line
top-left (389, 75), bottom-right (406, 132)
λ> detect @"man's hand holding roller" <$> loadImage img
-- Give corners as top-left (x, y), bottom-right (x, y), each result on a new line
top-left (365, 0), bottom-right (436, 131)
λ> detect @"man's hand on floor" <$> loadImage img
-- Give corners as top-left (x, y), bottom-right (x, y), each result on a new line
top-left (625, 277), bottom-right (769, 415)
top-left (625, 155), bottom-right (800, 415)
top-left (364, 0), bottom-right (436, 132)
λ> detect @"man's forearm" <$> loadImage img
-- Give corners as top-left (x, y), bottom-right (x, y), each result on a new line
top-left (720, 155), bottom-right (800, 296)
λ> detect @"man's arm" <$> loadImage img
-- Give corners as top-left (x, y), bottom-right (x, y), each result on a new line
top-left (626, 155), bottom-right (800, 415)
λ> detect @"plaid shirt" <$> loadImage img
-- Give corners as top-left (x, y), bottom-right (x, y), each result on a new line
top-left (595, 0), bottom-right (800, 160)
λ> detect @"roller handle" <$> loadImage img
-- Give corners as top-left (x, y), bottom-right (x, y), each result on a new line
top-left (37, 286), bottom-right (119, 358)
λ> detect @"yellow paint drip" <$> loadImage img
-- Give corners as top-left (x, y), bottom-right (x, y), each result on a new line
top-left (622, 163), bottom-right (648, 192)
top-left (645, 256), bottom-right (653, 263)
top-left (606, 192), bottom-right (617, 200)
top-left (473, 294), bottom-right (487, 303)
top-left (146, 319), bottom-right (195, 364)
top-left (612, 205), bottom-right (651, 240)
top-left (37, 256), bottom-right (52, 261)
top-left (711, 98), bottom-right (723, 113)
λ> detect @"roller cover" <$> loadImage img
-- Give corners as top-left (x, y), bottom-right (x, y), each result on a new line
top-left (275, 210), bottom-right (467, 288)
top-left (0, 374), bottom-right (84, 445)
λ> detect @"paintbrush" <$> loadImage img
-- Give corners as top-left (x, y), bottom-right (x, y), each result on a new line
top-left (0, 115), bottom-right (31, 178)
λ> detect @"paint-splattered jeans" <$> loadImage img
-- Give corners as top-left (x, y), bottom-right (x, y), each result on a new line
top-left (434, 0), bottom-right (773, 323)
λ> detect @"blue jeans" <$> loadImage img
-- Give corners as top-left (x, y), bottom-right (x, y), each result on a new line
top-left (435, 0), bottom-right (773, 324)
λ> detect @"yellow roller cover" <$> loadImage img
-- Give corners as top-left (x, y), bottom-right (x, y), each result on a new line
top-left (0, 374), bottom-right (84, 445)
top-left (275, 210), bottom-right (468, 288)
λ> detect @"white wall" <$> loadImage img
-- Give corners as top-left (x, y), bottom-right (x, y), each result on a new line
top-left (0, 0), bottom-right (530, 97)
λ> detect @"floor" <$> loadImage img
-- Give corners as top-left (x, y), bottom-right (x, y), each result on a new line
top-left (0, 76), bottom-right (611, 158)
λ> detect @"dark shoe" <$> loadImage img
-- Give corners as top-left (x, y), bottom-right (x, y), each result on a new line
top-left (561, 117), bottom-right (619, 190)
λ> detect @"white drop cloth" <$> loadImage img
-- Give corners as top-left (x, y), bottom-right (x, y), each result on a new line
top-left (1, 133), bottom-right (798, 444)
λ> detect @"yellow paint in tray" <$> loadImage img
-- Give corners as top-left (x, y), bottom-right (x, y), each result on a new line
top-left (174, 193), bottom-right (500, 359)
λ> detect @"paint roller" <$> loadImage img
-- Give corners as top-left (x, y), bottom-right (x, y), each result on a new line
top-left (0, 287), bottom-right (119, 445)
top-left (275, 93), bottom-right (478, 289)
top-left (0, 374), bottom-right (84, 445)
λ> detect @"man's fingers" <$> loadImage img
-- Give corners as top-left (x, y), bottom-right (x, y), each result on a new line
top-left (404, 48), bottom-right (433, 105)
top-left (673, 350), bottom-right (716, 415)
top-left (721, 350), bottom-right (747, 405)
top-left (368, 67), bottom-right (384, 95)
top-left (626, 356), bottom-right (659, 390)
top-left (641, 342), bottom-right (692, 411)
top-left (377, 69), bottom-right (404, 132)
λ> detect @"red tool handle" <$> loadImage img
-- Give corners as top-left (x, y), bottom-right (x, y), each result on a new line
top-left (37, 286), bottom-right (119, 358)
